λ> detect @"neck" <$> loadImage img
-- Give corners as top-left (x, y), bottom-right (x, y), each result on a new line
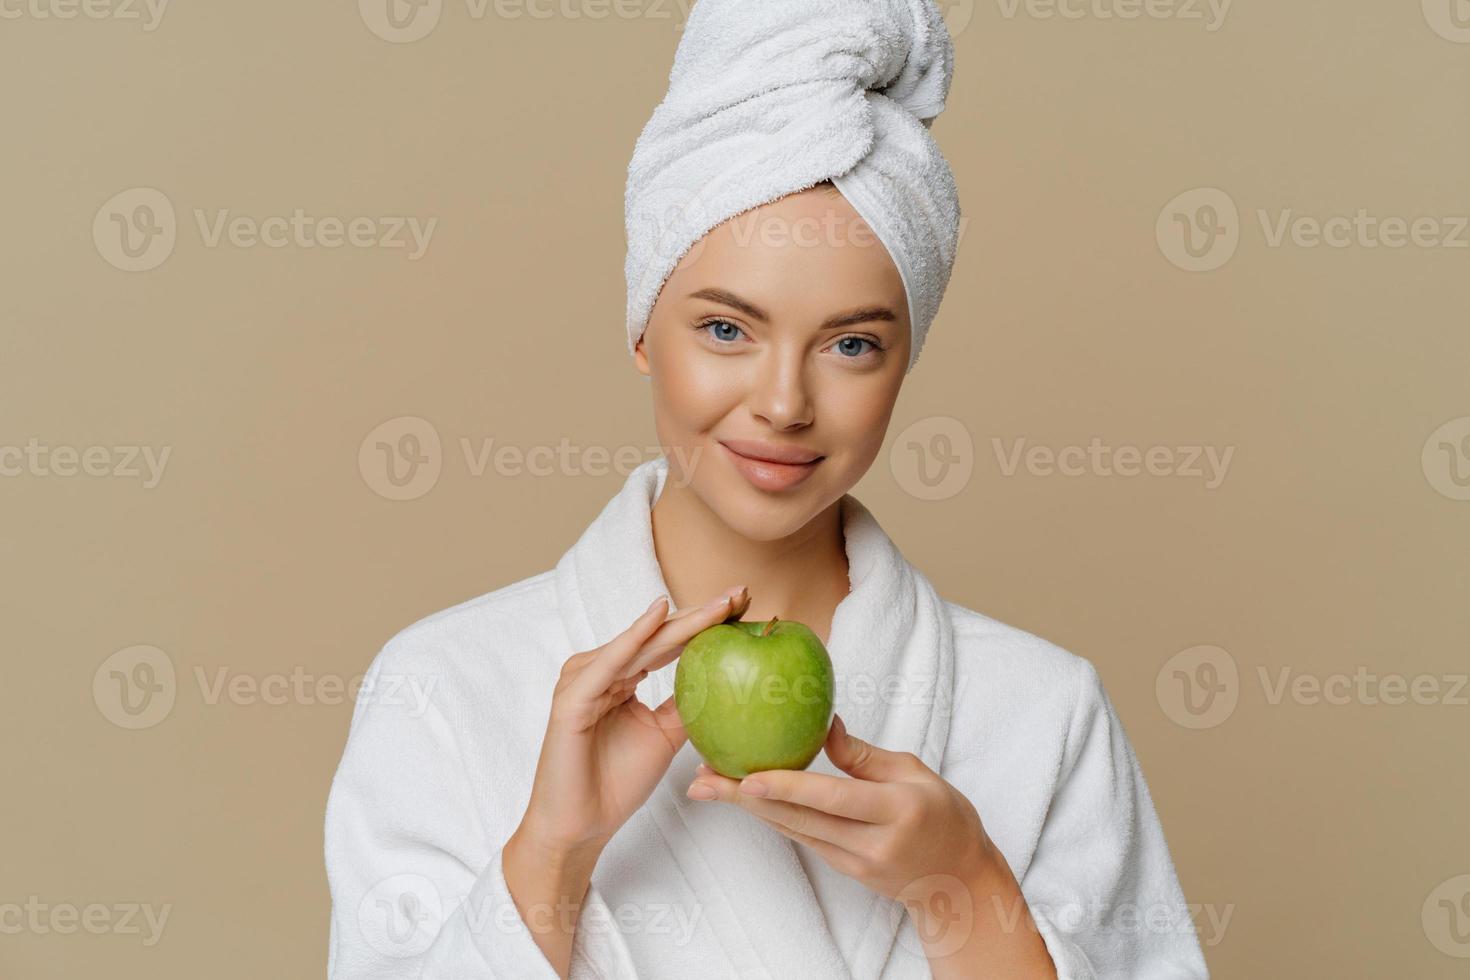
top-left (649, 481), bottom-right (851, 645)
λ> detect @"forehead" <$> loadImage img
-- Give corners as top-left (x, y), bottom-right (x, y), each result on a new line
top-left (667, 186), bottom-right (907, 322)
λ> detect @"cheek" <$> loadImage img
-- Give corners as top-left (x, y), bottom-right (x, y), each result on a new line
top-left (651, 344), bottom-right (741, 436)
top-left (819, 375), bottom-right (901, 465)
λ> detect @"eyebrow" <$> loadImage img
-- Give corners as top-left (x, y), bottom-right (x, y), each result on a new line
top-left (687, 287), bottom-right (897, 331)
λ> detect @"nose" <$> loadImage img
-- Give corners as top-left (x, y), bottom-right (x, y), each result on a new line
top-left (749, 347), bottom-right (814, 431)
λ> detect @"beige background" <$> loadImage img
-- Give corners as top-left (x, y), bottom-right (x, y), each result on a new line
top-left (3, 1), bottom-right (1468, 977)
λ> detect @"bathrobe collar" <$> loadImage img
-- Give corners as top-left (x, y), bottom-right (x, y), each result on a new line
top-left (554, 456), bottom-right (956, 980)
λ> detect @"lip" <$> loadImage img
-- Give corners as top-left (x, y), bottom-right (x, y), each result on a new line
top-left (719, 439), bottom-right (824, 465)
top-left (719, 441), bottom-right (824, 492)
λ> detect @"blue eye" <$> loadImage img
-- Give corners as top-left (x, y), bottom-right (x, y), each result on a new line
top-left (699, 319), bottom-right (746, 343)
top-left (833, 336), bottom-right (876, 358)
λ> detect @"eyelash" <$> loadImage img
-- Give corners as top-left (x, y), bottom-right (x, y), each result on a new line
top-left (694, 318), bottom-right (885, 359)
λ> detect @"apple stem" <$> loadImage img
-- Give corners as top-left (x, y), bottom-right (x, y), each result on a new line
top-left (761, 616), bottom-right (779, 637)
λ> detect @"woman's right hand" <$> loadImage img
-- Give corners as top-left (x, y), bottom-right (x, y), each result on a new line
top-left (514, 584), bottom-right (752, 861)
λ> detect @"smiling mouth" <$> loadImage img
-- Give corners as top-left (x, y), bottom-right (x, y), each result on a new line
top-left (718, 442), bottom-right (825, 492)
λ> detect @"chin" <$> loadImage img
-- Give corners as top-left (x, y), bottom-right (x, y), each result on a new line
top-left (694, 472), bottom-right (835, 542)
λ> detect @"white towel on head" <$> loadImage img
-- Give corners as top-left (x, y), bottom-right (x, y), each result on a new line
top-left (623, 0), bottom-right (963, 373)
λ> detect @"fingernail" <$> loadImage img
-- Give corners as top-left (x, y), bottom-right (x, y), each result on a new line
top-left (703, 594), bottom-right (732, 611)
top-left (696, 762), bottom-right (712, 775)
top-left (739, 779), bottom-right (767, 797)
top-left (687, 782), bottom-right (716, 801)
top-left (646, 595), bottom-right (668, 614)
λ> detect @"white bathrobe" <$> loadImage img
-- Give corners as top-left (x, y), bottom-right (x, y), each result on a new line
top-left (325, 456), bottom-right (1209, 979)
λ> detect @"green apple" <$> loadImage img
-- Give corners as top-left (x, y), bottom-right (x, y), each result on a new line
top-left (674, 615), bottom-right (835, 778)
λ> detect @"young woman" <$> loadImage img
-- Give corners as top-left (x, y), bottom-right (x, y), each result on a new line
top-left (325, 3), bottom-right (1208, 978)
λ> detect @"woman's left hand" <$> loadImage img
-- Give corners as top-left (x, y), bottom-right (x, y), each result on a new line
top-left (685, 713), bottom-right (1000, 906)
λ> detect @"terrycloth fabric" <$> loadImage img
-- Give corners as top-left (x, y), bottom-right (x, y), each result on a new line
top-left (623, 0), bottom-right (963, 374)
top-left (324, 456), bottom-right (1211, 979)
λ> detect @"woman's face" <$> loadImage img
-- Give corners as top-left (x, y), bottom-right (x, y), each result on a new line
top-left (633, 184), bottom-right (911, 542)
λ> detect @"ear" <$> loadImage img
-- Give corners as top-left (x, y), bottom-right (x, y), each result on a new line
top-left (633, 335), bottom-right (652, 378)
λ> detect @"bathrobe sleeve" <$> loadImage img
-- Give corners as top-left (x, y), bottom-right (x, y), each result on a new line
top-left (1018, 661), bottom-right (1211, 979)
top-left (323, 639), bottom-right (638, 980)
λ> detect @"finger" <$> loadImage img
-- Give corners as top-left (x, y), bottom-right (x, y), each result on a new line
top-left (608, 669), bottom-right (648, 693)
top-left (757, 817), bottom-right (865, 879)
top-left (617, 587), bottom-right (749, 679)
top-left (688, 772), bottom-right (872, 852)
top-left (732, 768), bottom-right (898, 823)
top-left (575, 586), bottom-right (744, 699)
top-left (670, 587), bottom-right (751, 622)
top-left (569, 595), bottom-right (672, 696)
top-left (824, 713), bottom-right (923, 783)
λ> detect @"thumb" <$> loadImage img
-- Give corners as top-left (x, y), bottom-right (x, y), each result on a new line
top-left (824, 713), bottom-right (912, 782)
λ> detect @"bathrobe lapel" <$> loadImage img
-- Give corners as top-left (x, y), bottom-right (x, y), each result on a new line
top-left (554, 457), bottom-right (956, 980)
